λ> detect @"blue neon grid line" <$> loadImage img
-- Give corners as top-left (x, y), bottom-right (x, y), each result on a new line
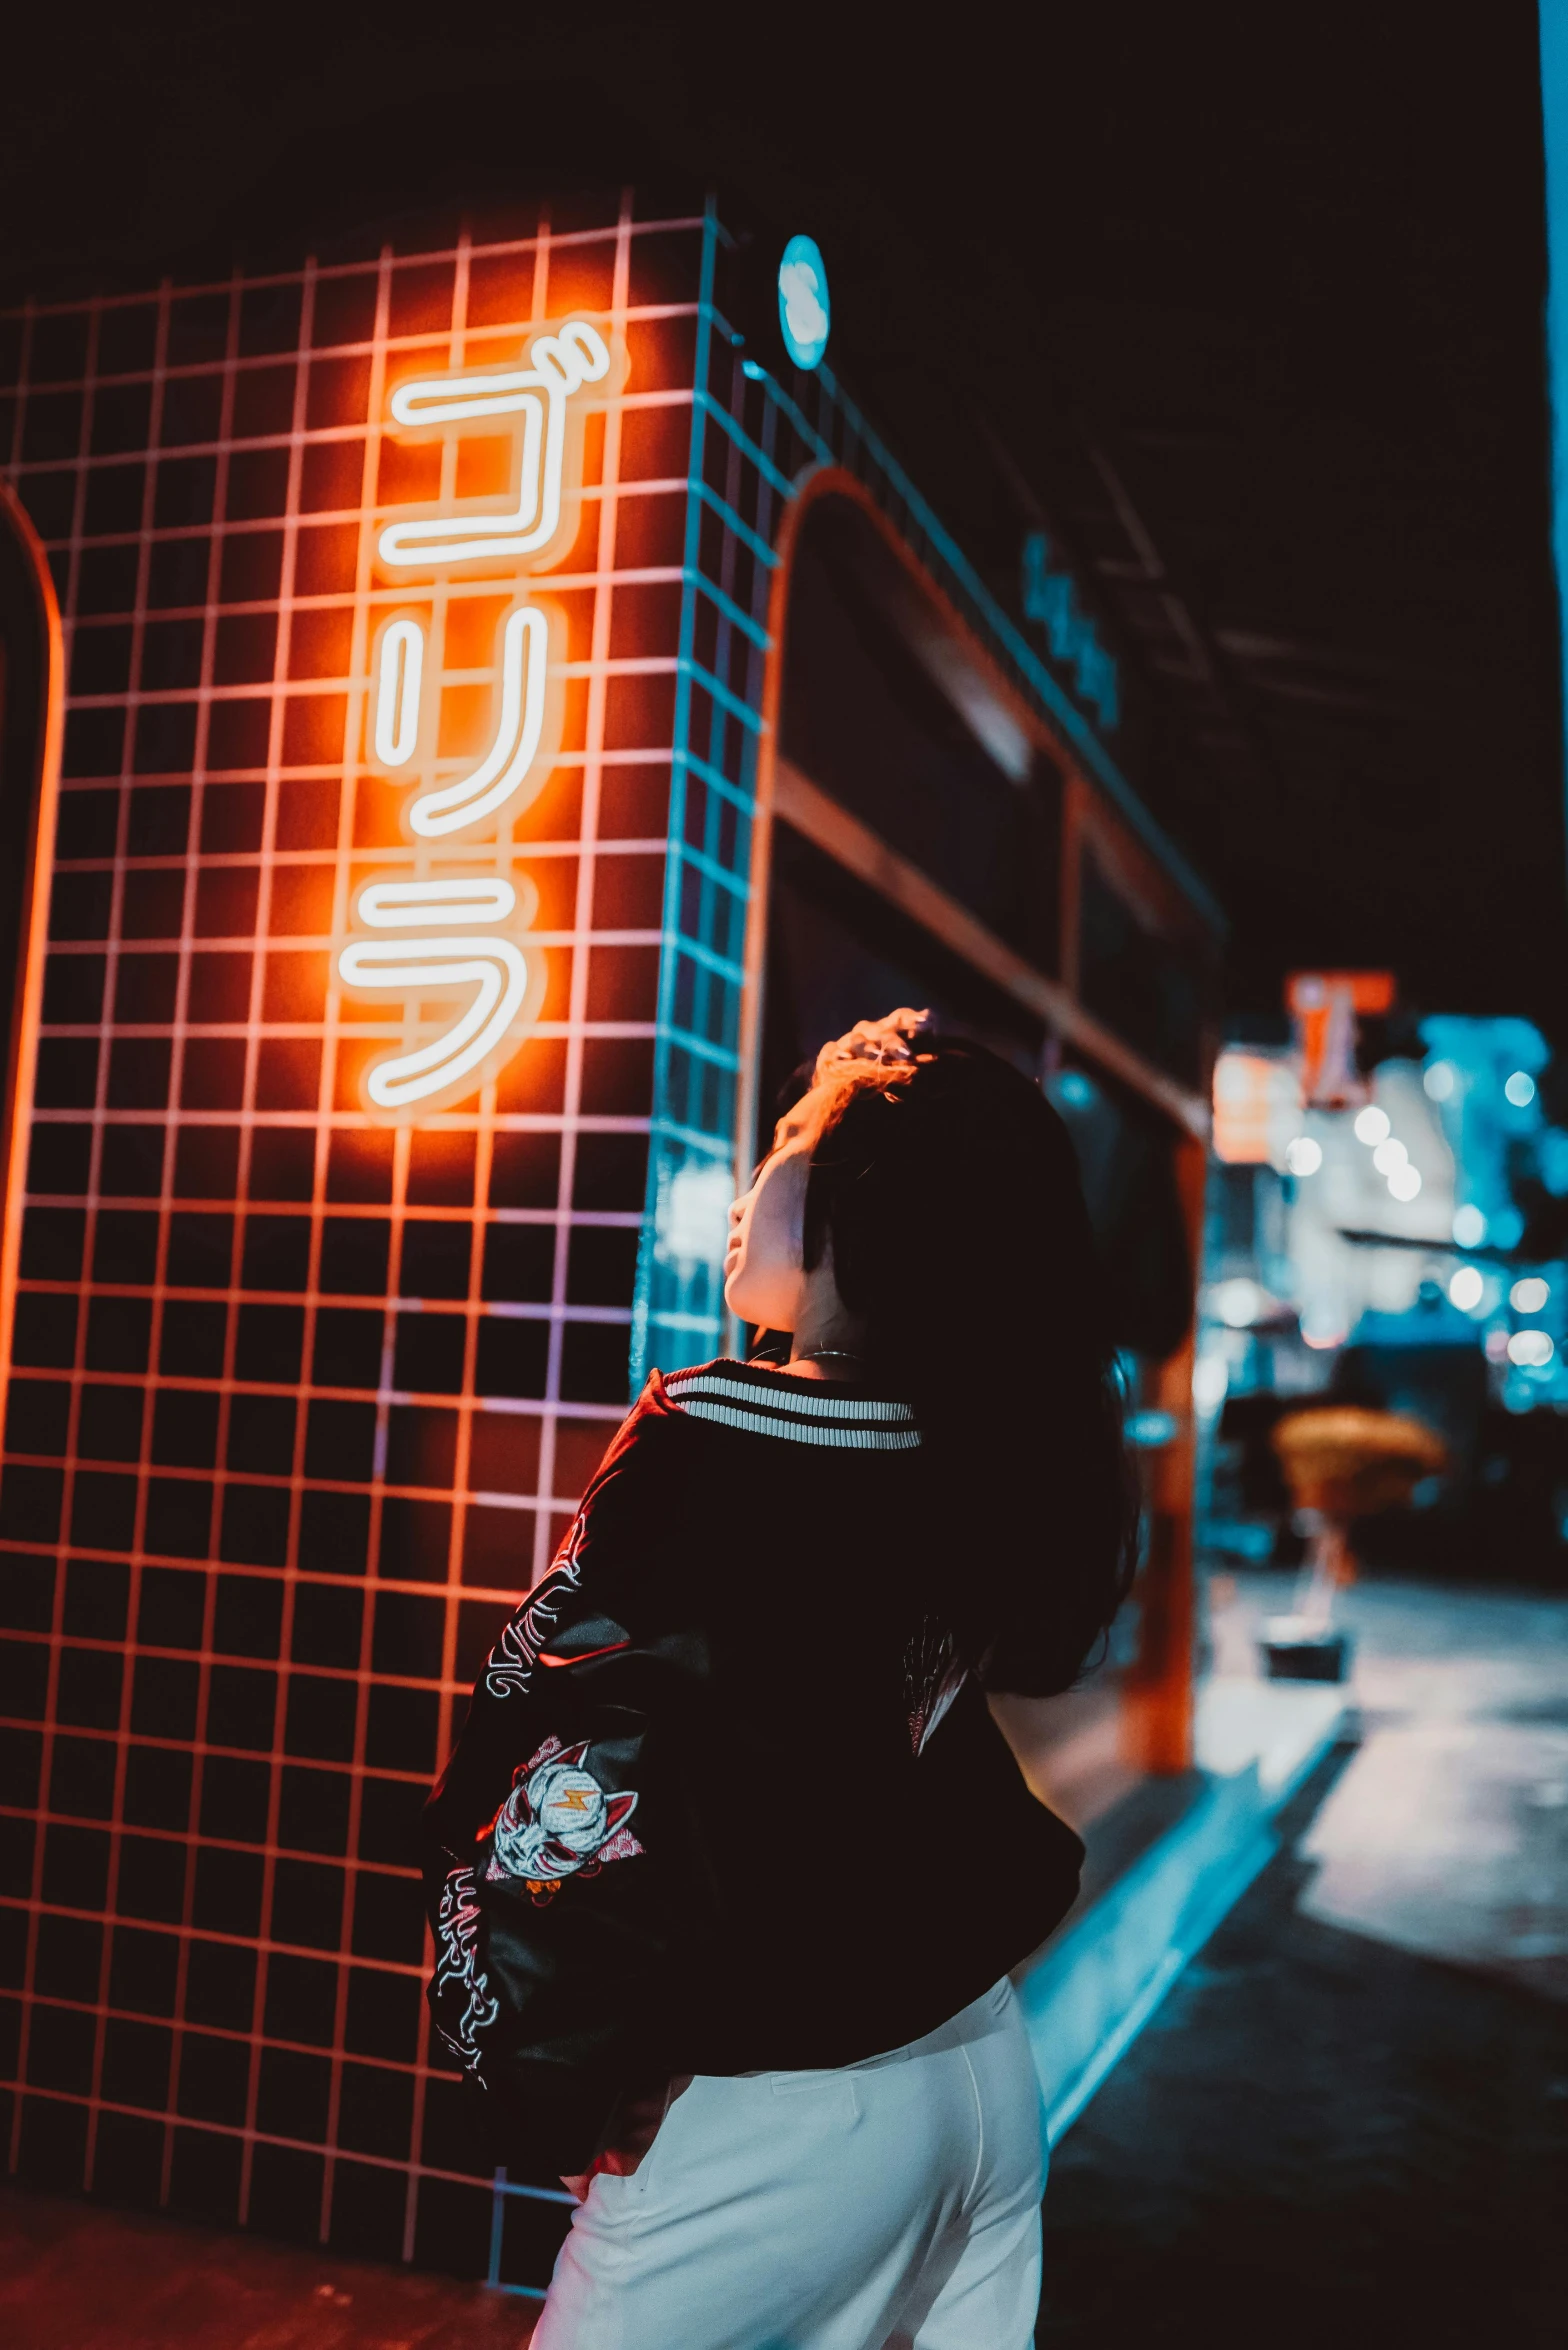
top-left (631, 210), bottom-right (768, 1387)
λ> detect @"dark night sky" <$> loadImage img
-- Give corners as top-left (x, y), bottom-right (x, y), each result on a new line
top-left (5, 3), bottom-right (1562, 1036)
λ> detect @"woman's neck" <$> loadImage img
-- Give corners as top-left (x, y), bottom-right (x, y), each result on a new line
top-left (783, 1346), bottom-right (864, 1383)
top-left (781, 1290), bottom-right (868, 1381)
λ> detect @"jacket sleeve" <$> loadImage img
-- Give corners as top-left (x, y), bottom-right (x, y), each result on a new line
top-left (418, 1387), bottom-right (686, 2175)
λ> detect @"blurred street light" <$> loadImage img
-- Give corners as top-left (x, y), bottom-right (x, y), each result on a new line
top-left (1213, 1277), bottom-right (1264, 1328)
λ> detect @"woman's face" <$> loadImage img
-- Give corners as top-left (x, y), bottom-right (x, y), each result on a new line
top-left (723, 1096), bottom-right (826, 1331)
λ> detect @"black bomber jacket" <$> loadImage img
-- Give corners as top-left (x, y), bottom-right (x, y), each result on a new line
top-left (420, 1357), bottom-right (1084, 2176)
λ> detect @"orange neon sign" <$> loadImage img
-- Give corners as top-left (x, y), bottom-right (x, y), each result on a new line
top-left (340, 317), bottom-right (619, 1116)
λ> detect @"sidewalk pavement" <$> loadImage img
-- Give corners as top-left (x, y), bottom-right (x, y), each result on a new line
top-left (1038, 1569), bottom-right (1568, 2350)
top-left (0, 2183), bottom-right (540, 2350)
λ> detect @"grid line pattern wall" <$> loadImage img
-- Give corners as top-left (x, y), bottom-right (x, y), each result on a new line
top-left (0, 195), bottom-right (709, 2290)
top-left (0, 186), bottom-right (1189, 2294)
top-left (636, 219), bottom-right (772, 1374)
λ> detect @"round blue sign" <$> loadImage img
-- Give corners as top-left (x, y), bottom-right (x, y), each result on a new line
top-left (777, 234), bottom-right (831, 371)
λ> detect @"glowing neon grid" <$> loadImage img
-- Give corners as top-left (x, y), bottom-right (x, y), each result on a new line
top-left (0, 189), bottom-right (1208, 2297)
top-left (0, 197), bottom-right (704, 2291)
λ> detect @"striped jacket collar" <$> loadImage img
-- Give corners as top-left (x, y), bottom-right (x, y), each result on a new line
top-left (660, 1359), bottom-right (921, 1451)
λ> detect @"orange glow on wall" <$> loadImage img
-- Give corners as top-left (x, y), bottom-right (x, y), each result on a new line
top-left (342, 321), bottom-right (622, 1121)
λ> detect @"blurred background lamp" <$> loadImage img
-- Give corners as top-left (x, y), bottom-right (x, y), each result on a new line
top-left (1192, 1355), bottom-right (1229, 1411)
top-left (1507, 1329), bottom-right (1555, 1367)
top-left (1449, 1266), bottom-right (1485, 1311)
top-left (1284, 1134), bottom-right (1323, 1176)
top-left (1213, 1276), bottom-right (1262, 1328)
top-left (659, 1160), bottom-right (735, 1266)
top-left (1354, 1105), bottom-right (1391, 1144)
top-left (777, 234), bottom-right (831, 369)
top-left (1372, 1137), bottom-right (1408, 1174)
top-left (1386, 1164), bottom-right (1423, 1201)
top-left (1423, 1061), bottom-right (1456, 1101)
top-left (1301, 1313), bottom-right (1348, 1350)
top-left (1504, 1070), bottom-right (1537, 1107)
top-left (1510, 1276), bottom-right (1550, 1313)
top-left (1452, 1204), bottom-right (1488, 1247)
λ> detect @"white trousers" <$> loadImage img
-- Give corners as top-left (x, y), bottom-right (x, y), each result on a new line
top-left (531, 1976), bottom-right (1045, 2350)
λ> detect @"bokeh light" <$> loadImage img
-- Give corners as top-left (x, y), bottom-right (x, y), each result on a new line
top-left (1213, 1277), bottom-right (1263, 1329)
top-left (1449, 1266), bottom-right (1485, 1311)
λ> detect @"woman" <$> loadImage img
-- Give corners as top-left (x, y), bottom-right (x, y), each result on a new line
top-left (422, 1009), bottom-right (1136, 2348)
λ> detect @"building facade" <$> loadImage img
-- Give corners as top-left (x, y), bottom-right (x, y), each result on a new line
top-left (0, 191), bottom-right (1220, 2293)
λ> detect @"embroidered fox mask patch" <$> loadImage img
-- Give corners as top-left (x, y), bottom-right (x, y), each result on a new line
top-left (484, 1735), bottom-right (642, 1895)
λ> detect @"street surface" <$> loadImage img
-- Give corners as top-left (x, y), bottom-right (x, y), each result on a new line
top-left (1039, 1574), bottom-right (1568, 2347)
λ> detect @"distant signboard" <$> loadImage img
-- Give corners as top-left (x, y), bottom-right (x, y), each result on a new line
top-left (1021, 530), bottom-right (1120, 732)
top-left (1287, 971), bottom-right (1395, 1107)
top-left (1212, 1049), bottom-right (1302, 1165)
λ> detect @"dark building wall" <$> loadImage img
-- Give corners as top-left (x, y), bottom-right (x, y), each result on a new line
top-left (0, 200), bottom-right (708, 2290)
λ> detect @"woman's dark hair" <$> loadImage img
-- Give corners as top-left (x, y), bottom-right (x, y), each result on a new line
top-left (800, 1031), bottom-right (1139, 1695)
